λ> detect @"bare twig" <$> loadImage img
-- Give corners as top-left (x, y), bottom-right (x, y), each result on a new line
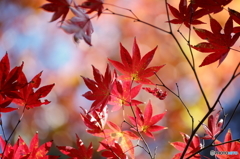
top-left (154, 73), bottom-right (194, 132)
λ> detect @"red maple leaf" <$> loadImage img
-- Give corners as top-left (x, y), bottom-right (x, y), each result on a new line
top-left (171, 133), bottom-right (202, 159)
top-left (142, 87), bottom-right (167, 100)
top-left (80, 105), bottom-right (108, 135)
top-left (108, 81), bottom-right (143, 111)
top-left (0, 96), bottom-right (17, 114)
top-left (13, 71), bottom-right (55, 109)
top-left (215, 129), bottom-right (240, 159)
top-left (0, 133), bottom-right (57, 159)
top-left (167, 0), bottom-right (209, 28)
top-left (0, 53), bottom-right (25, 99)
top-left (57, 134), bottom-right (93, 159)
top-left (41, 0), bottom-right (72, 22)
top-left (98, 121), bottom-right (139, 159)
top-left (192, 16), bottom-right (240, 67)
top-left (82, 64), bottom-right (115, 112)
top-left (108, 38), bottom-right (164, 85)
top-left (129, 100), bottom-right (166, 138)
top-left (228, 8), bottom-right (240, 33)
top-left (202, 110), bottom-right (223, 140)
top-left (192, 0), bottom-right (232, 14)
top-left (80, 0), bottom-right (104, 17)
top-left (61, 6), bottom-right (94, 46)
top-left (0, 135), bottom-right (18, 159)
top-left (100, 142), bottom-right (127, 159)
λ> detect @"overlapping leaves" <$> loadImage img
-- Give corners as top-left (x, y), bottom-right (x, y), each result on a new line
top-left (109, 81), bottom-right (142, 111)
top-left (41, 0), bottom-right (72, 22)
top-left (215, 129), bottom-right (240, 159)
top-left (0, 53), bottom-right (54, 112)
top-left (192, 0), bottom-right (232, 14)
top-left (98, 121), bottom-right (139, 159)
top-left (171, 133), bottom-right (202, 159)
top-left (57, 134), bottom-right (93, 159)
top-left (129, 100), bottom-right (166, 138)
top-left (167, 0), bottom-right (209, 28)
top-left (80, 0), bottom-right (104, 17)
top-left (0, 133), bottom-right (57, 159)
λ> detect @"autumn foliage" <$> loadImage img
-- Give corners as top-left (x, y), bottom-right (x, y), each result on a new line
top-left (0, 0), bottom-right (240, 159)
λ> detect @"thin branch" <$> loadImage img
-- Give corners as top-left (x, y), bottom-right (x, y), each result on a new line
top-left (186, 100), bottom-right (240, 159)
top-left (182, 63), bottom-right (240, 159)
top-left (154, 73), bottom-right (194, 132)
top-left (2, 105), bottom-right (27, 157)
top-left (0, 114), bottom-right (6, 141)
top-left (177, 29), bottom-right (188, 42)
top-left (230, 47), bottom-right (240, 53)
top-left (103, 9), bottom-right (170, 34)
top-left (127, 78), bottom-right (154, 159)
top-left (164, 0), bottom-right (210, 111)
top-left (104, 3), bottom-right (139, 19)
top-left (187, 3), bottom-right (195, 68)
top-left (219, 101), bottom-right (227, 132)
top-left (187, 138), bottom-right (240, 159)
top-left (211, 100), bottom-right (240, 145)
top-left (104, 1), bottom-right (211, 113)
top-left (164, 0), bottom-right (173, 33)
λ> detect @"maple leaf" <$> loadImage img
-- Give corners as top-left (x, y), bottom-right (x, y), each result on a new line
top-left (171, 133), bottom-right (202, 159)
top-left (108, 80), bottom-right (143, 111)
top-left (80, 105), bottom-right (108, 135)
top-left (192, 16), bottom-right (240, 67)
top-left (0, 133), bottom-right (57, 159)
top-left (41, 0), bottom-right (72, 23)
top-left (142, 87), bottom-right (167, 100)
top-left (129, 100), bottom-right (166, 139)
top-left (202, 110), bottom-right (223, 140)
top-left (57, 134), bottom-right (93, 159)
top-left (13, 71), bottom-right (55, 109)
top-left (167, 0), bottom-right (209, 28)
top-left (61, 6), bottom-right (94, 46)
top-left (100, 142), bottom-right (127, 159)
top-left (0, 135), bottom-right (18, 159)
top-left (0, 96), bottom-right (17, 114)
top-left (0, 53), bottom-right (25, 99)
top-left (228, 8), bottom-right (240, 33)
top-left (80, 0), bottom-right (104, 17)
top-left (192, 0), bottom-right (232, 14)
top-left (108, 38), bottom-right (164, 85)
top-left (215, 129), bottom-right (240, 159)
top-left (97, 121), bottom-right (139, 159)
top-left (82, 64), bottom-right (115, 112)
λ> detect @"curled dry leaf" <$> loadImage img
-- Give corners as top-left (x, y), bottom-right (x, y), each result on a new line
top-left (202, 110), bottom-right (223, 140)
top-left (61, 6), bottom-right (94, 46)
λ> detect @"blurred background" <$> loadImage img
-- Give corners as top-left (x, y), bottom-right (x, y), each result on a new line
top-left (0, 0), bottom-right (239, 158)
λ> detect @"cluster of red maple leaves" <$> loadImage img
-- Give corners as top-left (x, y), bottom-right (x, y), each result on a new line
top-left (0, 53), bottom-right (54, 113)
top-left (0, 0), bottom-right (240, 158)
top-left (41, 0), bottom-right (240, 67)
